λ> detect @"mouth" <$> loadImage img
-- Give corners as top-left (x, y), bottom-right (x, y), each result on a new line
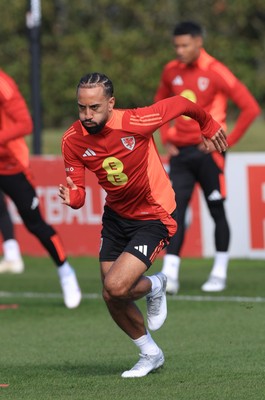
top-left (83, 121), bottom-right (96, 127)
top-left (177, 55), bottom-right (185, 61)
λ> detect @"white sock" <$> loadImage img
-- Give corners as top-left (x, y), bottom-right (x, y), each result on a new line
top-left (161, 254), bottom-right (180, 281)
top-left (132, 331), bottom-right (160, 355)
top-left (57, 261), bottom-right (73, 278)
top-left (2, 239), bottom-right (22, 262)
top-left (146, 275), bottom-right (161, 295)
top-left (210, 252), bottom-right (229, 280)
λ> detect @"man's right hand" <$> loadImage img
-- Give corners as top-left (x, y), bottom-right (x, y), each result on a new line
top-left (58, 176), bottom-right (77, 206)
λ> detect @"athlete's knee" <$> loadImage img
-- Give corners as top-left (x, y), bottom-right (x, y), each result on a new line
top-left (103, 276), bottom-right (129, 299)
top-left (102, 286), bottom-right (125, 302)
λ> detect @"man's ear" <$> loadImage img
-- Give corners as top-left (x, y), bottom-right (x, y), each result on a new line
top-left (109, 96), bottom-right (115, 111)
top-left (195, 36), bottom-right (203, 48)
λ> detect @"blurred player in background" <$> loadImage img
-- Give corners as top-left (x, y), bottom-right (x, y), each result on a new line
top-left (155, 21), bottom-right (261, 294)
top-left (59, 72), bottom-right (227, 377)
top-left (0, 190), bottom-right (24, 273)
top-left (0, 68), bottom-right (81, 309)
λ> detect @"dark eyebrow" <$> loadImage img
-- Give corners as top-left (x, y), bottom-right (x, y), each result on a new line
top-left (77, 102), bottom-right (100, 108)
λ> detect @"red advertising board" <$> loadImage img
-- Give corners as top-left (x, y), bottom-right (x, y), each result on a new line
top-left (248, 165), bottom-right (265, 249)
top-left (4, 156), bottom-right (203, 257)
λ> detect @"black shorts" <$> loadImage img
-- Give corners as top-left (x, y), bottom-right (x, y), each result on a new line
top-left (99, 206), bottom-right (174, 268)
top-left (0, 172), bottom-right (45, 226)
top-left (169, 145), bottom-right (226, 204)
top-left (0, 172), bottom-right (37, 210)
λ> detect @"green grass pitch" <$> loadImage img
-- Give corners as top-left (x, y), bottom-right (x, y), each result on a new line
top-left (0, 256), bottom-right (265, 399)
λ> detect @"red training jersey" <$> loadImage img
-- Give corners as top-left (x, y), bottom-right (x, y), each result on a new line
top-left (62, 95), bottom-right (221, 234)
top-left (0, 70), bottom-right (33, 175)
top-left (155, 48), bottom-right (261, 147)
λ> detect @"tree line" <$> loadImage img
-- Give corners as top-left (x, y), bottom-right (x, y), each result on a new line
top-left (1, 0), bottom-right (264, 128)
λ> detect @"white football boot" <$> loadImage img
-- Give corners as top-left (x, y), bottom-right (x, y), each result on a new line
top-left (166, 277), bottom-right (179, 295)
top-left (201, 276), bottom-right (226, 292)
top-left (0, 258), bottom-right (24, 274)
top-left (58, 267), bottom-right (82, 309)
top-left (146, 272), bottom-right (167, 331)
top-left (121, 349), bottom-right (165, 378)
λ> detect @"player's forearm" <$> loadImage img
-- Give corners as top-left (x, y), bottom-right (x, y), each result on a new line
top-left (153, 96), bottom-right (222, 140)
top-left (227, 107), bottom-right (261, 147)
top-left (0, 119), bottom-right (33, 145)
top-left (62, 152), bottom-right (86, 209)
top-left (69, 187), bottom-right (86, 209)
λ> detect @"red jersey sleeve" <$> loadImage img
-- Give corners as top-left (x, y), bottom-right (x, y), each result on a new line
top-left (61, 128), bottom-right (86, 209)
top-left (0, 71), bottom-right (33, 145)
top-left (225, 80), bottom-right (261, 146)
top-left (211, 63), bottom-right (261, 147)
top-left (125, 96), bottom-right (221, 139)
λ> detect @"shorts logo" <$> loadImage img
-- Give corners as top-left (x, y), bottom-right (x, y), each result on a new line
top-left (134, 245), bottom-right (148, 256)
top-left (198, 77), bottom-right (209, 91)
top-left (121, 137), bottom-right (135, 151)
top-left (208, 190), bottom-right (222, 201)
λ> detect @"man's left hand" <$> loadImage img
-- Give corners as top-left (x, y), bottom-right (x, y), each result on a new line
top-left (202, 128), bottom-right (228, 153)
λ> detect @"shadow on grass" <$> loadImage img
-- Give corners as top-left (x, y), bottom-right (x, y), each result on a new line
top-left (3, 360), bottom-right (127, 379)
